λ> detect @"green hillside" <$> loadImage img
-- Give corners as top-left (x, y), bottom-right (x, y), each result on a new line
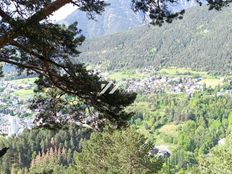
top-left (79, 5), bottom-right (232, 74)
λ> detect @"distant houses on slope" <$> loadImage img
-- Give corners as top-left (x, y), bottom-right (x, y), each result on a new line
top-left (0, 116), bottom-right (33, 137)
top-left (125, 76), bottom-right (204, 95)
top-left (0, 79), bottom-right (34, 137)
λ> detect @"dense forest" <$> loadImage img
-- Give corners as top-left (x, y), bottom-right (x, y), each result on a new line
top-left (0, 127), bottom-right (91, 173)
top-left (130, 87), bottom-right (232, 173)
top-left (1, 86), bottom-right (232, 173)
top-left (80, 6), bottom-right (232, 74)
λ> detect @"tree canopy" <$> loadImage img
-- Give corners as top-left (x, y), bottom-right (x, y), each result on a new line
top-left (0, 0), bottom-right (231, 130)
top-left (66, 128), bottom-right (164, 174)
top-left (0, 0), bottom-right (137, 130)
top-left (132, 0), bottom-right (232, 25)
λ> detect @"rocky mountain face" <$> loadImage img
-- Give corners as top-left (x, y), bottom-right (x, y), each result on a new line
top-left (61, 0), bottom-right (203, 38)
top-left (61, 0), bottom-right (144, 38)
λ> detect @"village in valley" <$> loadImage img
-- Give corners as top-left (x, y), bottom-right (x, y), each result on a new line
top-left (106, 68), bottom-right (232, 96)
top-left (0, 68), bottom-right (231, 137)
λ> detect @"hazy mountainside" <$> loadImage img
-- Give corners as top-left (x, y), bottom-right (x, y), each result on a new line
top-left (61, 0), bottom-right (144, 38)
top-left (62, 0), bottom-right (201, 38)
top-left (78, 6), bottom-right (232, 74)
top-left (167, 0), bottom-right (205, 12)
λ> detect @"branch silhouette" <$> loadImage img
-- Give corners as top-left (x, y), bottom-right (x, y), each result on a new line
top-left (0, 147), bottom-right (9, 158)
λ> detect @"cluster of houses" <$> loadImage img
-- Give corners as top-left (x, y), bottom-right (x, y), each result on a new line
top-left (0, 79), bottom-right (34, 137)
top-left (124, 76), bottom-right (204, 95)
top-left (91, 69), bottom-right (232, 96)
top-left (148, 145), bottom-right (171, 158)
top-left (0, 115), bottom-right (33, 137)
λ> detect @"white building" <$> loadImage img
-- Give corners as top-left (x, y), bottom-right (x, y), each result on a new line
top-left (0, 116), bottom-right (33, 137)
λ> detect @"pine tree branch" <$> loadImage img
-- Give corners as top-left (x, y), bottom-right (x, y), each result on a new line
top-left (0, 8), bottom-right (14, 23)
top-left (10, 40), bottom-right (68, 70)
top-left (27, 0), bottom-right (73, 23)
top-left (0, 56), bottom-right (45, 75)
top-left (0, 0), bottom-right (73, 48)
top-left (0, 31), bottom-right (18, 48)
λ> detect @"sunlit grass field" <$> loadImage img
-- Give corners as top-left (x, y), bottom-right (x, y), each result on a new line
top-left (108, 70), bottom-right (149, 80)
top-left (14, 89), bottom-right (34, 99)
top-left (11, 77), bottom-right (37, 85)
top-left (200, 78), bottom-right (224, 88)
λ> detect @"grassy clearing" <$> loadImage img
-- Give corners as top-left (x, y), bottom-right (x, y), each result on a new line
top-left (160, 67), bottom-right (225, 88)
top-left (154, 139), bottom-right (178, 152)
top-left (11, 77), bottom-right (37, 85)
top-left (108, 70), bottom-right (149, 80)
top-left (127, 101), bottom-right (154, 117)
top-left (15, 89), bottom-right (34, 99)
top-left (158, 123), bottom-right (178, 137)
top-left (160, 67), bottom-right (209, 77)
top-left (200, 78), bottom-right (223, 88)
top-left (138, 127), bottom-right (178, 151)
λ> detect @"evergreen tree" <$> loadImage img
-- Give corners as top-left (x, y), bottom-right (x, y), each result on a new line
top-left (196, 134), bottom-right (232, 174)
top-left (68, 128), bottom-right (164, 174)
top-left (132, 0), bottom-right (230, 25)
top-left (0, 0), bottom-right (136, 130)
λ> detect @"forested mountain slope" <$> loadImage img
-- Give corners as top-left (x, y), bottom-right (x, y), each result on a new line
top-left (79, 6), bottom-right (232, 73)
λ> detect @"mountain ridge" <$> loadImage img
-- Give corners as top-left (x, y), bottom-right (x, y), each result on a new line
top-left (61, 0), bottom-right (202, 38)
top-left (61, 0), bottom-right (144, 38)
